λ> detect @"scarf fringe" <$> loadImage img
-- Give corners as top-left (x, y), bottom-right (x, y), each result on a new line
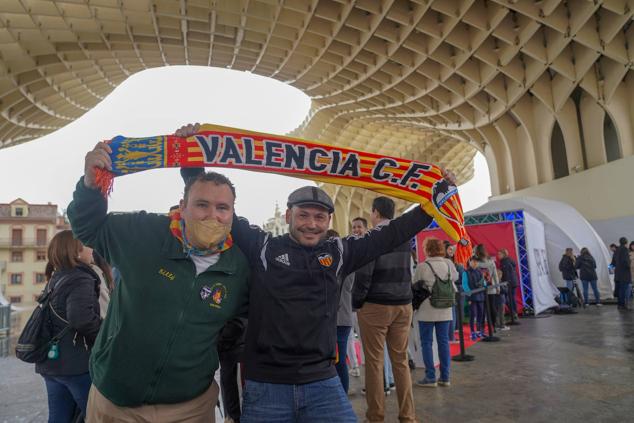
top-left (94, 168), bottom-right (114, 197)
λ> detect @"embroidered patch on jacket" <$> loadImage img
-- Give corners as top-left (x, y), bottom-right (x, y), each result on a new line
top-left (318, 253), bottom-right (333, 267)
top-left (200, 285), bottom-right (212, 300)
top-left (209, 283), bottom-right (228, 308)
top-left (275, 253), bottom-right (290, 266)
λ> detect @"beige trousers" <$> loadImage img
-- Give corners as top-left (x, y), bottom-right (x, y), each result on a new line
top-left (86, 381), bottom-right (219, 423)
top-left (358, 303), bottom-right (416, 423)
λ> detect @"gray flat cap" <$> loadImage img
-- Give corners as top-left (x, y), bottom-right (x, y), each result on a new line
top-left (287, 186), bottom-right (335, 213)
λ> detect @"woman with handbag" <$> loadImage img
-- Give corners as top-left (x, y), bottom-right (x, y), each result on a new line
top-left (35, 230), bottom-right (102, 422)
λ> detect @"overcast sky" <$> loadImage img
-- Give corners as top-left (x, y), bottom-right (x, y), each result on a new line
top-left (0, 66), bottom-right (491, 226)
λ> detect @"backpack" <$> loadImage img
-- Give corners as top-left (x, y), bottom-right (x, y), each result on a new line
top-left (425, 262), bottom-right (456, 309)
top-left (15, 276), bottom-right (70, 363)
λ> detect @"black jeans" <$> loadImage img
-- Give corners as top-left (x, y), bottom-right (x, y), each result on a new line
top-left (507, 285), bottom-right (518, 315)
top-left (219, 348), bottom-right (242, 422)
top-left (487, 294), bottom-right (498, 330)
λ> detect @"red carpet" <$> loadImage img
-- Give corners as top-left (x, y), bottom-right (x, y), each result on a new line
top-left (450, 324), bottom-right (483, 356)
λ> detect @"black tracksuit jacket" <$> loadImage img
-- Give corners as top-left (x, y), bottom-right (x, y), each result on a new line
top-left (231, 206), bottom-right (432, 384)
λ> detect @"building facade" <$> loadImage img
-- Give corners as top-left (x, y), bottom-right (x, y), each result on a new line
top-left (262, 204), bottom-right (288, 237)
top-left (0, 199), bottom-right (69, 307)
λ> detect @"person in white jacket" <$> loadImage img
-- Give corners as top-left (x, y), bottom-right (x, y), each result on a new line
top-left (413, 238), bottom-right (458, 387)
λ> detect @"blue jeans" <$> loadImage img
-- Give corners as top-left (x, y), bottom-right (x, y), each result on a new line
top-left (469, 301), bottom-right (485, 333)
top-left (419, 321), bottom-right (451, 382)
top-left (581, 280), bottom-right (600, 304)
top-left (383, 344), bottom-right (394, 389)
top-left (241, 376), bottom-right (356, 423)
top-left (448, 305), bottom-right (456, 341)
top-left (335, 326), bottom-right (351, 393)
top-left (42, 373), bottom-right (91, 423)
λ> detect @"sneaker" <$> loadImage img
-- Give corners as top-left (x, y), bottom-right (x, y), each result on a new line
top-left (584, 303), bottom-right (589, 307)
top-left (438, 380), bottom-right (451, 387)
top-left (349, 367), bottom-right (361, 377)
top-left (500, 326), bottom-right (511, 331)
top-left (596, 303), bottom-right (603, 307)
top-left (415, 378), bottom-right (437, 387)
top-left (470, 332), bottom-right (478, 341)
top-left (389, 383), bottom-right (396, 391)
top-left (408, 359), bottom-right (416, 370)
top-left (477, 331), bottom-right (484, 338)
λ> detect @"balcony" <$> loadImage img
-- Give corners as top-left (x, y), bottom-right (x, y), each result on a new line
top-left (0, 238), bottom-right (48, 248)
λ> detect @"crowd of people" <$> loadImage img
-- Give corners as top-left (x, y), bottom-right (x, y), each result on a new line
top-left (23, 122), bottom-right (630, 423)
top-left (557, 238), bottom-right (633, 310)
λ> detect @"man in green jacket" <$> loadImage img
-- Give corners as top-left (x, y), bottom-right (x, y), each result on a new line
top-left (68, 141), bottom-right (250, 422)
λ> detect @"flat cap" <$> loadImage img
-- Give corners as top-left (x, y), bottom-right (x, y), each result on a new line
top-left (287, 186), bottom-right (335, 213)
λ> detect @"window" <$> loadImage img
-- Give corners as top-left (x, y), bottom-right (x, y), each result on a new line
top-left (603, 113), bottom-right (622, 162)
top-left (36, 250), bottom-right (47, 261)
top-left (36, 229), bottom-right (47, 246)
top-left (11, 229), bottom-right (23, 246)
top-left (35, 273), bottom-right (46, 284)
top-left (10, 273), bottom-right (23, 285)
top-left (551, 121), bottom-right (569, 179)
top-left (11, 251), bottom-right (23, 262)
top-left (9, 296), bottom-right (22, 304)
top-left (15, 208), bottom-right (24, 217)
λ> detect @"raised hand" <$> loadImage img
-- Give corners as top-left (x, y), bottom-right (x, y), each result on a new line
top-left (84, 142), bottom-right (113, 188)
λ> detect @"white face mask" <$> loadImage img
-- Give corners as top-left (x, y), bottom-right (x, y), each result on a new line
top-left (186, 219), bottom-right (232, 250)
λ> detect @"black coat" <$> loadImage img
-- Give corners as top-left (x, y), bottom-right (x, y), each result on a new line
top-left (499, 257), bottom-right (519, 288)
top-left (35, 264), bottom-right (101, 377)
top-left (611, 246), bottom-right (632, 283)
top-left (575, 254), bottom-right (597, 281)
top-left (558, 255), bottom-right (578, 281)
top-left (233, 205), bottom-right (432, 385)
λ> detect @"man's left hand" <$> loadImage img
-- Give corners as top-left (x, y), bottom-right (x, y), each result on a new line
top-left (441, 167), bottom-right (457, 186)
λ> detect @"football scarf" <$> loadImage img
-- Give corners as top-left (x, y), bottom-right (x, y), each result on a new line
top-left (94, 124), bottom-right (472, 263)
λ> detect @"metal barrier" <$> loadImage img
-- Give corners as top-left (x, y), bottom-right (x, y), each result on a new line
top-left (0, 304), bottom-right (10, 358)
top-left (452, 281), bottom-right (510, 361)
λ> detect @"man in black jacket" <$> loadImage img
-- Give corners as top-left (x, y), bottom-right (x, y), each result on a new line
top-left (559, 248), bottom-right (578, 305)
top-left (231, 187), bottom-right (437, 422)
top-left (612, 237), bottom-right (632, 310)
top-left (498, 249), bottom-right (519, 320)
top-left (353, 197), bottom-right (417, 423)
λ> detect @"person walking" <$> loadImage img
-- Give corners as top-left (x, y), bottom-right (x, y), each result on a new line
top-left (413, 237), bottom-right (458, 387)
top-left (559, 248), bottom-right (579, 305)
top-left (576, 248), bottom-right (601, 306)
top-left (612, 238), bottom-right (632, 310)
top-left (36, 230), bottom-right (102, 422)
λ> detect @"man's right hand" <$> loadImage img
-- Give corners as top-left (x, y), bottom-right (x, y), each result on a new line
top-left (174, 123), bottom-right (200, 138)
top-left (84, 142), bottom-right (113, 189)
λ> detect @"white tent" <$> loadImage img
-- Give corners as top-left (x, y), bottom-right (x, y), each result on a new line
top-left (468, 197), bottom-right (613, 300)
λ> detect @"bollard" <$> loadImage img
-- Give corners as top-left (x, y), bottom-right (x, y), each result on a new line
top-left (481, 288), bottom-right (500, 342)
top-left (452, 292), bottom-right (474, 362)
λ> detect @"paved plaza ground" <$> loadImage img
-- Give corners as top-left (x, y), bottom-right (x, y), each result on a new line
top-left (1, 305), bottom-right (632, 422)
